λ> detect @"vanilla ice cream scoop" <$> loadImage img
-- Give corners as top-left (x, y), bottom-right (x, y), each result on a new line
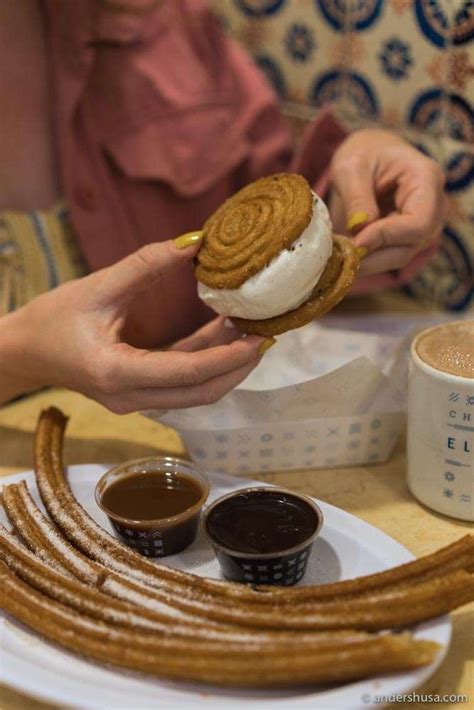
top-left (198, 193), bottom-right (333, 320)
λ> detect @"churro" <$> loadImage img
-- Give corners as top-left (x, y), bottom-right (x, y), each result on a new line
top-left (35, 408), bottom-right (474, 614)
top-left (2, 481), bottom-right (101, 585)
top-left (24, 408), bottom-right (474, 631)
top-left (1, 406), bottom-right (474, 688)
top-left (2, 504), bottom-right (472, 634)
top-left (0, 560), bottom-right (439, 687)
top-left (2, 482), bottom-right (258, 630)
top-left (0, 522), bottom-right (370, 646)
top-left (0, 523), bottom-right (186, 634)
top-left (7, 480), bottom-right (473, 611)
top-left (263, 534), bottom-right (474, 602)
top-left (9, 475), bottom-right (471, 614)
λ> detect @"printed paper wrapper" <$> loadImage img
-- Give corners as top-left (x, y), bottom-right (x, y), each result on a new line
top-left (143, 318), bottom-right (416, 473)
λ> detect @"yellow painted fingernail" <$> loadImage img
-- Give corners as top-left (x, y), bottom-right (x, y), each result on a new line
top-left (356, 246), bottom-right (368, 258)
top-left (174, 231), bottom-right (203, 249)
top-left (347, 211), bottom-right (369, 233)
top-left (258, 337), bottom-right (276, 356)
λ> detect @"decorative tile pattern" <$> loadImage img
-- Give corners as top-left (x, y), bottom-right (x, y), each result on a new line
top-left (414, 0), bottom-right (474, 48)
top-left (215, 0), bottom-right (473, 310)
top-left (378, 37), bottom-right (413, 80)
top-left (284, 22), bottom-right (316, 62)
top-left (234, 0), bottom-right (287, 17)
top-left (316, 0), bottom-right (384, 32)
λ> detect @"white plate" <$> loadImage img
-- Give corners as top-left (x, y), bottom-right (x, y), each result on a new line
top-left (0, 465), bottom-right (450, 710)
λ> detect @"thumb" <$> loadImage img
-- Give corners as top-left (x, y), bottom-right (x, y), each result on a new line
top-left (95, 231), bottom-right (202, 306)
top-left (331, 165), bottom-right (379, 235)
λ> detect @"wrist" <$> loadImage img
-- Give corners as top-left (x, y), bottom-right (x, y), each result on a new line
top-left (0, 306), bottom-right (42, 404)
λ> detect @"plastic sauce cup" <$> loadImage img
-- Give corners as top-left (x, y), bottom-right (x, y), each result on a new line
top-left (95, 456), bottom-right (209, 557)
top-left (202, 487), bottom-right (323, 586)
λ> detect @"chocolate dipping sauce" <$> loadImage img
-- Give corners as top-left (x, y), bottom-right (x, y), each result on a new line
top-left (101, 471), bottom-right (203, 521)
top-left (205, 489), bottom-right (319, 554)
top-left (203, 488), bottom-right (323, 586)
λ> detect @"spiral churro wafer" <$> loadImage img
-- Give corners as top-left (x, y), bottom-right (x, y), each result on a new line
top-left (196, 173), bottom-right (362, 336)
top-left (196, 174), bottom-right (314, 290)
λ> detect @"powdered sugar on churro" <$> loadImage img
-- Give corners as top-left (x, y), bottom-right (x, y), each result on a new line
top-left (14, 484), bottom-right (101, 584)
top-left (0, 559), bottom-right (441, 686)
top-left (101, 576), bottom-right (195, 622)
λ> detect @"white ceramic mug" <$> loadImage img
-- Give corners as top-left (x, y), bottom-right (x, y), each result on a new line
top-left (407, 323), bottom-right (473, 521)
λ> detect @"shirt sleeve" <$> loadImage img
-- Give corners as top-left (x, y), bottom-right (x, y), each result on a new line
top-left (219, 18), bottom-right (348, 190)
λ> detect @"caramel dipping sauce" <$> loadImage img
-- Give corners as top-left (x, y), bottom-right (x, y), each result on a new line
top-left (415, 321), bottom-right (474, 379)
top-left (95, 457), bottom-right (209, 557)
top-left (101, 471), bottom-right (203, 521)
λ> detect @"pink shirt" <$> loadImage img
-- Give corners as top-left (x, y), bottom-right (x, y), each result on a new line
top-left (44, 0), bottom-right (431, 346)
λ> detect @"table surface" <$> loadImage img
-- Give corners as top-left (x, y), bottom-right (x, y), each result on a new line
top-left (0, 293), bottom-right (472, 710)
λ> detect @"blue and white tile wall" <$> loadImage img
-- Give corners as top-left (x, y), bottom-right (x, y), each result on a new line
top-left (214, 0), bottom-right (473, 311)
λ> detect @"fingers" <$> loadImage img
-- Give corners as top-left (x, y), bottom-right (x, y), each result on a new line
top-left (398, 156), bottom-right (446, 226)
top-left (354, 213), bottom-right (443, 254)
top-left (353, 157), bottom-right (445, 254)
top-left (87, 328), bottom-right (270, 413)
top-left (354, 242), bottom-right (439, 287)
top-left (94, 234), bottom-right (203, 307)
top-left (327, 189), bottom-right (346, 235)
top-left (168, 317), bottom-right (239, 353)
top-left (358, 245), bottom-right (416, 277)
top-left (143, 335), bottom-right (265, 387)
top-left (108, 358), bottom-right (260, 413)
top-left (94, 333), bottom-right (266, 393)
top-left (350, 272), bottom-right (397, 293)
top-left (330, 159), bottom-right (380, 233)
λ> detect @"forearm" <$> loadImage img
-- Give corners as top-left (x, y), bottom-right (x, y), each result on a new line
top-left (0, 308), bottom-right (40, 405)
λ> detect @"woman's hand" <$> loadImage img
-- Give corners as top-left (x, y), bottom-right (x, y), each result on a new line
top-left (328, 129), bottom-right (447, 278)
top-left (1, 235), bottom-right (271, 412)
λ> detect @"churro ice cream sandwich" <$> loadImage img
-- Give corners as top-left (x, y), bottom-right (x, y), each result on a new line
top-left (196, 173), bottom-right (361, 336)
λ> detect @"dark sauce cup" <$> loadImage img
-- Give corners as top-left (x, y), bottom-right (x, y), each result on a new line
top-left (95, 457), bottom-right (209, 557)
top-left (202, 487), bottom-right (323, 586)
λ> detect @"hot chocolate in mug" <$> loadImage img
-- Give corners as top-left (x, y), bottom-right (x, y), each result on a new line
top-left (407, 321), bottom-right (474, 521)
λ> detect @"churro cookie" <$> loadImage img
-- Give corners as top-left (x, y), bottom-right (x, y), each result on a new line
top-left (196, 173), bottom-right (362, 337)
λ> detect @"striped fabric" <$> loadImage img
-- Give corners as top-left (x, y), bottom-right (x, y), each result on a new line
top-left (0, 204), bottom-right (86, 316)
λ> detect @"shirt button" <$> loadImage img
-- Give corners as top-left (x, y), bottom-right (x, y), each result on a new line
top-left (74, 184), bottom-right (97, 211)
